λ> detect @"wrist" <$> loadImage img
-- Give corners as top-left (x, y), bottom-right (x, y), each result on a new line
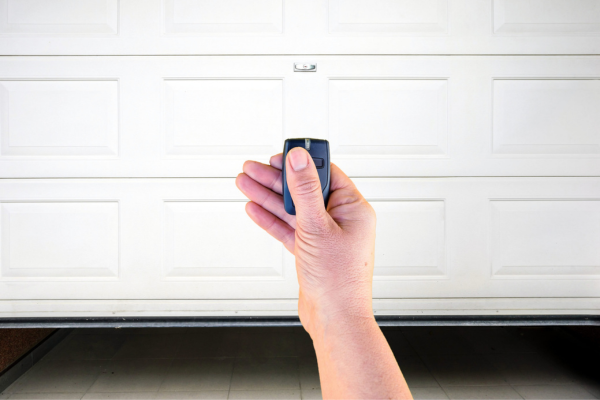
top-left (303, 296), bottom-right (375, 341)
top-left (309, 310), bottom-right (378, 354)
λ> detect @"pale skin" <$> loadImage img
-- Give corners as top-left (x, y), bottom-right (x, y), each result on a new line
top-left (236, 147), bottom-right (412, 400)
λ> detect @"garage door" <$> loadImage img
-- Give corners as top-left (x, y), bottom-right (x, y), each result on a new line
top-left (1, 0), bottom-right (599, 317)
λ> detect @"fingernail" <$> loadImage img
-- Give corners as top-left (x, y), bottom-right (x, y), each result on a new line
top-left (288, 148), bottom-right (308, 171)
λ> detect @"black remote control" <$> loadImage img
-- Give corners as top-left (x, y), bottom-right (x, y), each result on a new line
top-left (282, 138), bottom-right (331, 215)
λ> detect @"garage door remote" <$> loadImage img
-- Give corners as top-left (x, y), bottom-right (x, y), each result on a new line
top-left (282, 138), bottom-right (331, 215)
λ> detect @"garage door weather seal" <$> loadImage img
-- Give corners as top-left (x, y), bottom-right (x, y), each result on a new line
top-left (0, 315), bottom-right (598, 329)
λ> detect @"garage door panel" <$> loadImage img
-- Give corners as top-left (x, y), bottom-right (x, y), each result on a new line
top-left (2, 0), bottom-right (600, 54)
top-left (493, 79), bottom-right (600, 156)
top-left (328, 0), bottom-right (448, 35)
top-left (372, 200), bottom-right (447, 279)
top-left (0, 201), bottom-right (119, 279)
top-left (0, 80), bottom-right (119, 158)
top-left (163, 79), bottom-right (283, 156)
top-left (1, 178), bottom-right (598, 301)
top-left (329, 79), bottom-right (448, 156)
top-left (1, 56), bottom-right (599, 178)
top-left (491, 200), bottom-right (600, 279)
top-left (357, 177), bottom-right (600, 298)
top-left (163, 201), bottom-right (284, 279)
top-left (493, 0), bottom-right (600, 36)
top-left (0, 179), bottom-right (297, 300)
top-left (0, 0), bottom-right (119, 35)
top-left (163, 0), bottom-right (283, 35)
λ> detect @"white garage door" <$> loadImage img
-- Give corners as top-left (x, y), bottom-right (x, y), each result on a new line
top-left (1, 0), bottom-right (599, 317)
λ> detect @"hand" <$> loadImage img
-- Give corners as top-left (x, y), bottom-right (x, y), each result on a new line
top-left (236, 147), bottom-right (377, 336)
top-left (237, 149), bottom-right (411, 399)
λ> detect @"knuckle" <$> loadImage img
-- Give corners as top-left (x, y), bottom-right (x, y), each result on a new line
top-left (362, 201), bottom-right (377, 222)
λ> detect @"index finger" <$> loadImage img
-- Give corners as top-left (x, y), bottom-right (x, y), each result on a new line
top-left (269, 153), bottom-right (283, 170)
top-left (330, 162), bottom-right (357, 192)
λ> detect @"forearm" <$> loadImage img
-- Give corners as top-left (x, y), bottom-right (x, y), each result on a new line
top-left (311, 314), bottom-right (412, 400)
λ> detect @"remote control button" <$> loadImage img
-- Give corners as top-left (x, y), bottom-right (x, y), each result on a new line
top-left (312, 157), bottom-right (324, 168)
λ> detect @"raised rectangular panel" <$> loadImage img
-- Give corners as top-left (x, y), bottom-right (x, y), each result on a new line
top-left (329, 79), bottom-right (447, 156)
top-left (164, 201), bottom-right (283, 279)
top-left (329, 0), bottom-right (448, 34)
top-left (163, 0), bottom-right (283, 34)
top-left (0, 0), bottom-right (118, 34)
top-left (491, 200), bottom-right (600, 278)
top-left (493, 80), bottom-right (600, 155)
top-left (0, 80), bottom-right (119, 157)
top-left (164, 79), bottom-right (282, 156)
top-left (493, 0), bottom-right (600, 35)
top-left (0, 202), bottom-right (119, 279)
top-left (371, 201), bottom-right (445, 278)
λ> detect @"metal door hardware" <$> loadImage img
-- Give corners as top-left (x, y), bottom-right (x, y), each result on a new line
top-left (294, 63), bottom-right (317, 72)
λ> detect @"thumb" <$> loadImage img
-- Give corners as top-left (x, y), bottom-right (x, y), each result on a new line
top-left (286, 147), bottom-right (330, 229)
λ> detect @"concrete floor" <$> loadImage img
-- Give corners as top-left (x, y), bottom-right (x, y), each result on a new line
top-left (1, 326), bottom-right (598, 399)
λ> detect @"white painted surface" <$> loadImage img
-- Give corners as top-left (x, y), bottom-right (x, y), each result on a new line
top-left (1, 0), bottom-right (600, 55)
top-left (0, 0), bottom-right (598, 317)
top-left (493, 0), bottom-right (600, 35)
top-left (0, 178), bottom-right (599, 302)
top-left (0, 80), bottom-right (119, 157)
top-left (1, 56), bottom-right (599, 178)
top-left (163, 0), bottom-right (283, 34)
top-left (0, 0), bottom-right (119, 34)
top-left (1, 202), bottom-right (119, 279)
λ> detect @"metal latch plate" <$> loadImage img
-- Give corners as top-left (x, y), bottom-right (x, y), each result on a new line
top-left (294, 63), bottom-right (317, 72)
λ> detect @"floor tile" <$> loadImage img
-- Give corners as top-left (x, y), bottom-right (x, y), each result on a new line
top-left (444, 385), bottom-right (523, 399)
top-left (113, 335), bottom-right (183, 360)
top-left (236, 331), bottom-right (296, 358)
top-left (9, 360), bottom-right (103, 394)
top-left (154, 392), bottom-right (228, 399)
top-left (48, 335), bottom-right (126, 361)
top-left (513, 385), bottom-right (596, 400)
top-left (410, 387), bottom-right (449, 400)
top-left (422, 355), bottom-right (507, 387)
top-left (230, 358), bottom-right (300, 391)
top-left (487, 353), bottom-right (580, 385)
top-left (299, 357), bottom-right (320, 391)
top-left (176, 331), bottom-right (238, 359)
top-left (454, 328), bottom-right (539, 355)
top-left (82, 393), bottom-right (156, 399)
top-left (158, 358), bottom-right (233, 392)
top-left (2, 374), bottom-right (28, 395)
top-left (87, 359), bottom-right (171, 393)
top-left (382, 330), bottom-right (419, 357)
top-left (292, 332), bottom-right (316, 358)
top-left (8, 394), bottom-right (85, 399)
top-left (579, 381), bottom-right (600, 399)
top-left (228, 390), bottom-right (301, 399)
top-left (300, 390), bottom-right (322, 400)
top-left (514, 328), bottom-right (589, 355)
top-left (403, 328), bottom-right (479, 356)
top-left (398, 359), bottom-right (440, 388)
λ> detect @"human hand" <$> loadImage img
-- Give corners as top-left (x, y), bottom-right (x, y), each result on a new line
top-left (236, 148), bottom-right (377, 336)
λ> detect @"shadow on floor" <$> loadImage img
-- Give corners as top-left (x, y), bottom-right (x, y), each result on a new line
top-left (1, 326), bottom-right (599, 399)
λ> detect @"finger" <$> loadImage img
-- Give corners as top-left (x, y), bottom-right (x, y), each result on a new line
top-left (330, 162), bottom-right (357, 192)
top-left (285, 147), bottom-right (331, 231)
top-left (326, 163), bottom-right (363, 210)
top-left (236, 173), bottom-right (296, 229)
top-left (242, 160), bottom-right (283, 195)
top-left (326, 163), bottom-right (372, 227)
top-left (269, 153), bottom-right (283, 170)
top-left (245, 201), bottom-right (296, 254)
